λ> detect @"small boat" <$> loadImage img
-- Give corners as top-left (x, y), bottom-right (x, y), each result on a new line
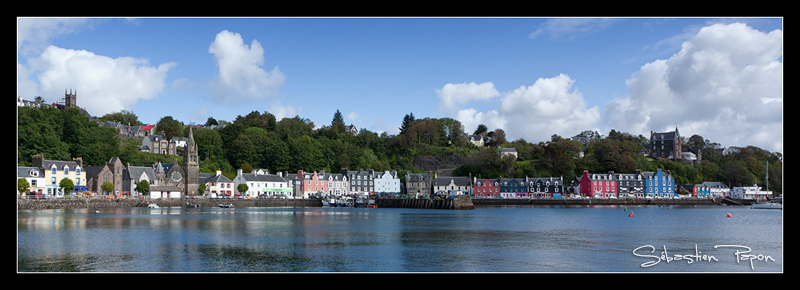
top-left (751, 201), bottom-right (782, 209)
top-left (186, 202), bottom-right (201, 208)
top-left (218, 204), bottom-right (234, 208)
top-left (148, 203), bottom-right (160, 209)
top-left (321, 199), bottom-right (330, 207)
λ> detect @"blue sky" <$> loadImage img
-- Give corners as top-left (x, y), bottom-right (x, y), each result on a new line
top-left (17, 17), bottom-right (783, 153)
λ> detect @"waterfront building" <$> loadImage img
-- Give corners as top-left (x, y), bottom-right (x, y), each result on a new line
top-left (296, 170), bottom-right (328, 199)
top-left (616, 170), bottom-right (645, 198)
top-left (678, 184), bottom-right (698, 197)
top-left (433, 176), bottom-right (471, 195)
top-left (405, 172), bottom-right (432, 197)
top-left (17, 167), bottom-right (45, 197)
top-left (731, 185), bottom-right (772, 199)
top-left (696, 183), bottom-right (711, 198)
top-left (123, 164), bottom-right (157, 196)
top-left (500, 178), bottom-right (526, 199)
top-left (202, 169), bottom-right (234, 198)
top-left (579, 170), bottom-right (618, 198)
top-left (343, 169), bottom-right (375, 195)
top-left (326, 173), bottom-right (350, 196)
top-left (526, 176), bottom-right (564, 198)
top-left (374, 170), bottom-right (400, 195)
top-left (701, 181), bottom-right (730, 198)
top-left (233, 169), bottom-right (290, 198)
top-left (31, 154), bottom-right (87, 197)
top-left (643, 169), bottom-right (675, 198)
top-left (473, 178), bottom-right (500, 198)
top-left (84, 157), bottom-right (124, 195)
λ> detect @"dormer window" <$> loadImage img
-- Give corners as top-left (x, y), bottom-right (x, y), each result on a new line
top-left (64, 167), bottom-right (69, 175)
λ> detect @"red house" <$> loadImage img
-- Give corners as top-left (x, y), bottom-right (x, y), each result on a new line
top-left (579, 170), bottom-right (618, 198)
top-left (473, 178), bottom-right (500, 198)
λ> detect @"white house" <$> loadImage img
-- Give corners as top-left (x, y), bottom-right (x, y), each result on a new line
top-left (18, 167), bottom-right (45, 197)
top-left (233, 169), bottom-right (291, 198)
top-left (148, 185), bottom-right (182, 199)
top-left (731, 185), bottom-right (772, 200)
top-left (374, 170), bottom-right (401, 194)
top-left (701, 181), bottom-right (729, 198)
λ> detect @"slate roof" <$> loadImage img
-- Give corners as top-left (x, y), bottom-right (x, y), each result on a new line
top-left (202, 172), bottom-right (233, 183)
top-left (240, 173), bottom-right (286, 183)
top-left (434, 176), bottom-right (471, 186)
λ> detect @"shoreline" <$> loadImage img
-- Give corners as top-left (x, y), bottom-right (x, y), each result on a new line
top-left (17, 196), bottom-right (741, 210)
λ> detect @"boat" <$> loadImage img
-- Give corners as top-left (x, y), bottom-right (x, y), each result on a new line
top-left (148, 203), bottom-right (160, 209)
top-left (186, 202), bottom-right (201, 208)
top-left (218, 204), bottom-right (234, 208)
top-left (321, 199), bottom-right (330, 207)
top-left (751, 201), bottom-right (782, 209)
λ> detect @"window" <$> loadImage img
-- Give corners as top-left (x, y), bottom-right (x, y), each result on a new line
top-left (64, 167), bottom-right (69, 175)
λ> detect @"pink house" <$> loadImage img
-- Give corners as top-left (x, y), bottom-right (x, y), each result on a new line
top-left (579, 170), bottom-right (618, 198)
top-left (298, 170), bottom-right (327, 198)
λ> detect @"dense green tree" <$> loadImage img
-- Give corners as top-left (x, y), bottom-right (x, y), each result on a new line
top-left (18, 178), bottom-right (30, 195)
top-left (99, 110), bottom-right (141, 126)
top-left (399, 113), bottom-right (415, 135)
top-left (59, 178), bottom-right (75, 195)
top-left (156, 116), bottom-right (183, 140)
top-left (101, 182), bottom-right (114, 194)
top-left (331, 109), bottom-right (346, 136)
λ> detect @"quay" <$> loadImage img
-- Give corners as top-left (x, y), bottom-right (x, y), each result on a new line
top-left (18, 195), bottom-right (744, 210)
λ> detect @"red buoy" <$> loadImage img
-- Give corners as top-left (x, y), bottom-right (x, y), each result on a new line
top-left (629, 212), bottom-right (634, 217)
top-left (727, 213), bottom-right (732, 218)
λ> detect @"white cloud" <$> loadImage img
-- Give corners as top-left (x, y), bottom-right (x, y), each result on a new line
top-left (435, 82), bottom-right (500, 114)
top-left (605, 22), bottom-right (783, 152)
top-left (207, 30), bottom-right (286, 103)
top-left (347, 112), bottom-right (359, 122)
top-left (23, 45), bottom-right (176, 117)
top-left (17, 17), bottom-right (94, 56)
top-left (529, 18), bottom-right (620, 40)
top-left (443, 74), bottom-right (600, 143)
top-left (269, 101), bottom-right (301, 121)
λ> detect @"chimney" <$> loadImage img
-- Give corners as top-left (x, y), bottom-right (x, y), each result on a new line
top-left (32, 154), bottom-right (44, 168)
top-left (72, 157), bottom-right (83, 167)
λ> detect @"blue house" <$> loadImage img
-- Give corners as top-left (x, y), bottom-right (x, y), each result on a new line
top-left (643, 169), bottom-right (675, 198)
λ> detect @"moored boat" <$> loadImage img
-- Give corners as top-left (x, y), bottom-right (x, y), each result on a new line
top-left (751, 201), bottom-right (782, 209)
top-left (218, 204), bottom-right (234, 208)
top-left (148, 203), bottom-right (160, 208)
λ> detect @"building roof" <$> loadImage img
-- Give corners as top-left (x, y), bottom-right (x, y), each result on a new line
top-left (240, 173), bottom-right (286, 183)
top-left (434, 176), bottom-right (471, 186)
top-left (202, 172), bottom-right (233, 184)
top-left (17, 167), bottom-right (43, 178)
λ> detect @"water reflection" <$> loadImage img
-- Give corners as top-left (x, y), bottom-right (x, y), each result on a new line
top-left (19, 206), bottom-right (782, 272)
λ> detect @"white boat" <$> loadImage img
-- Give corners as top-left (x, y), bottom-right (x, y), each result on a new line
top-left (752, 201), bottom-right (782, 209)
top-left (218, 204), bottom-right (234, 208)
top-left (148, 203), bottom-right (160, 208)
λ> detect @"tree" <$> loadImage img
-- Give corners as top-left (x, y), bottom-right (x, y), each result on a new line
top-left (156, 116), bottom-right (184, 141)
top-left (100, 110), bottom-right (141, 126)
top-left (205, 117), bottom-right (219, 126)
top-left (486, 128), bottom-right (506, 147)
top-left (399, 113), bottom-right (415, 135)
top-left (101, 182), bottom-right (115, 195)
top-left (332, 109), bottom-right (346, 135)
top-left (197, 183), bottom-right (207, 196)
top-left (18, 178), bottom-right (30, 196)
top-left (135, 180), bottom-right (150, 197)
top-left (59, 178), bottom-right (75, 195)
top-left (237, 183), bottom-right (249, 196)
top-left (474, 124), bottom-right (488, 135)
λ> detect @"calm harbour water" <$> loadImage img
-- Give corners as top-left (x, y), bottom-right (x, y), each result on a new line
top-left (18, 204), bottom-right (782, 273)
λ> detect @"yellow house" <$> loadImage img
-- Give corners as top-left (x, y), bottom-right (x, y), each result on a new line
top-left (32, 154), bottom-right (87, 197)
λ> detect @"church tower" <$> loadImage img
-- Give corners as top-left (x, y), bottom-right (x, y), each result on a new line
top-left (183, 127), bottom-right (200, 195)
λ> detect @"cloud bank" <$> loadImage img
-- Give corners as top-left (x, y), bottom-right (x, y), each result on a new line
top-left (443, 22), bottom-right (782, 153)
top-left (207, 30), bottom-right (286, 103)
top-left (605, 22), bottom-right (782, 152)
top-left (23, 45), bottom-right (176, 117)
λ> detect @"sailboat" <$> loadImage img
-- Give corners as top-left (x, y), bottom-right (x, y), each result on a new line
top-left (752, 161), bottom-right (781, 209)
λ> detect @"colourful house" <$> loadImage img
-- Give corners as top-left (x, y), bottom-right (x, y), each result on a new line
top-left (579, 170), bottom-right (618, 198)
top-left (473, 178), bottom-right (500, 198)
top-left (643, 169), bottom-right (674, 198)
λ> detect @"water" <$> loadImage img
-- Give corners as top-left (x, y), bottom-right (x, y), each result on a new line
top-left (17, 205), bottom-right (783, 272)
